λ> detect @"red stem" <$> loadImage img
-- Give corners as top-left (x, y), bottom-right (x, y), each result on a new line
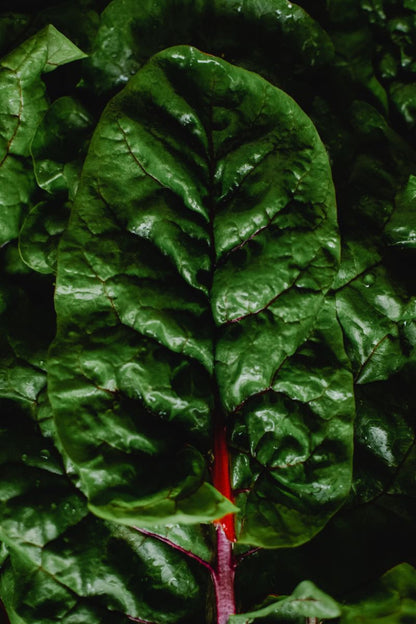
top-left (134, 412), bottom-right (238, 624)
top-left (212, 421), bottom-right (236, 542)
top-left (211, 408), bottom-right (237, 621)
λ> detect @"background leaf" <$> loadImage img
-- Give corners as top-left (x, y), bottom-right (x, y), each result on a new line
top-left (229, 581), bottom-right (340, 623)
top-left (18, 96), bottom-right (94, 275)
top-left (0, 25), bottom-right (85, 246)
top-left (340, 563), bottom-right (416, 623)
top-left (384, 175), bottom-right (416, 249)
top-left (85, 0), bottom-right (333, 95)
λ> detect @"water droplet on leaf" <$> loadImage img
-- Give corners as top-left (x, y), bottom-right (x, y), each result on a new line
top-left (363, 273), bottom-right (375, 287)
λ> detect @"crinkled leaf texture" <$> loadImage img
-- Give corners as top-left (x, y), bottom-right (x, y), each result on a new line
top-left (0, 25), bottom-right (86, 246)
top-left (86, 0), bottom-right (333, 94)
top-left (0, 400), bottom-right (209, 623)
top-left (334, 239), bottom-right (415, 385)
top-left (48, 45), bottom-right (354, 546)
top-left (18, 96), bottom-right (94, 275)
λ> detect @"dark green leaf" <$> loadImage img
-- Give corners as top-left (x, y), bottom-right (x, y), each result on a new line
top-left (86, 0), bottom-right (333, 94)
top-left (0, 26), bottom-right (86, 246)
top-left (0, 400), bottom-right (209, 623)
top-left (18, 200), bottom-right (71, 275)
top-left (335, 240), bottom-right (415, 384)
top-left (49, 46), bottom-right (353, 544)
top-left (232, 299), bottom-right (354, 547)
top-left (330, 27), bottom-right (388, 112)
top-left (340, 563), bottom-right (416, 623)
top-left (229, 581), bottom-right (340, 622)
top-left (390, 82), bottom-right (416, 130)
top-left (30, 96), bottom-right (93, 198)
top-left (18, 96), bottom-right (94, 274)
top-left (352, 369), bottom-right (416, 508)
top-left (384, 175), bottom-right (416, 249)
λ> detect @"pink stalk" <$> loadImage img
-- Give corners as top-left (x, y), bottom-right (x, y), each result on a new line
top-left (213, 525), bottom-right (236, 624)
top-left (134, 524), bottom-right (236, 624)
top-left (134, 407), bottom-right (238, 623)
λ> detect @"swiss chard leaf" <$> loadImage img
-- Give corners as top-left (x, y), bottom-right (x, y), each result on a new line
top-left (18, 199), bottom-right (72, 275)
top-left (229, 581), bottom-right (340, 622)
top-left (339, 563), bottom-right (416, 623)
top-left (48, 46), bottom-right (354, 545)
top-left (0, 25), bottom-right (86, 246)
top-left (334, 247), bottom-right (415, 384)
top-left (352, 370), bottom-right (416, 509)
top-left (18, 96), bottom-right (94, 275)
top-left (231, 563), bottom-right (416, 623)
top-left (384, 175), bottom-right (416, 249)
top-left (0, 400), bottom-right (209, 623)
top-left (30, 95), bottom-right (93, 198)
top-left (1, 2), bottom-right (414, 621)
top-left (85, 0), bottom-right (333, 95)
top-left (232, 299), bottom-right (354, 547)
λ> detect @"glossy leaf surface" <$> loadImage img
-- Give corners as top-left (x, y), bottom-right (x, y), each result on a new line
top-left (86, 0), bottom-right (333, 95)
top-left (49, 45), bottom-right (353, 545)
top-left (18, 96), bottom-right (93, 275)
top-left (384, 175), bottom-right (416, 249)
top-left (1, 2), bottom-right (415, 622)
top-left (334, 239), bottom-right (415, 385)
top-left (0, 400), bottom-right (210, 623)
top-left (231, 563), bottom-right (416, 623)
top-left (30, 96), bottom-right (93, 198)
top-left (352, 370), bottom-right (416, 508)
top-left (232, 299), bottom-right (354, 546)
top-left (0, 26), bottom-right (86, 246)
top-left (18, 200), bottom-right (71, 275)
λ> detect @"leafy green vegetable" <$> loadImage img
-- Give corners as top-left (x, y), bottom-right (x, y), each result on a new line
top-left (385, 175), bottom-right (416, 249)
top-left (18, 96), bottom-right (93, 274)
top-left (340, 563), bottom-right (416, 623)
top-left (231, 563), bottom-right (416, 623)
top-left (0, 401), bottom-right (208, 623)
top-left (0, 25), bottom-right (86, 246)
top-left (48, 45), bottom-right (353, 544)
top-left (0, 1), bottom-right (415, 622)
top-left (229, 582), bottom-right (341, 622)
top-left (85, 0), bottom-right (333, 95)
